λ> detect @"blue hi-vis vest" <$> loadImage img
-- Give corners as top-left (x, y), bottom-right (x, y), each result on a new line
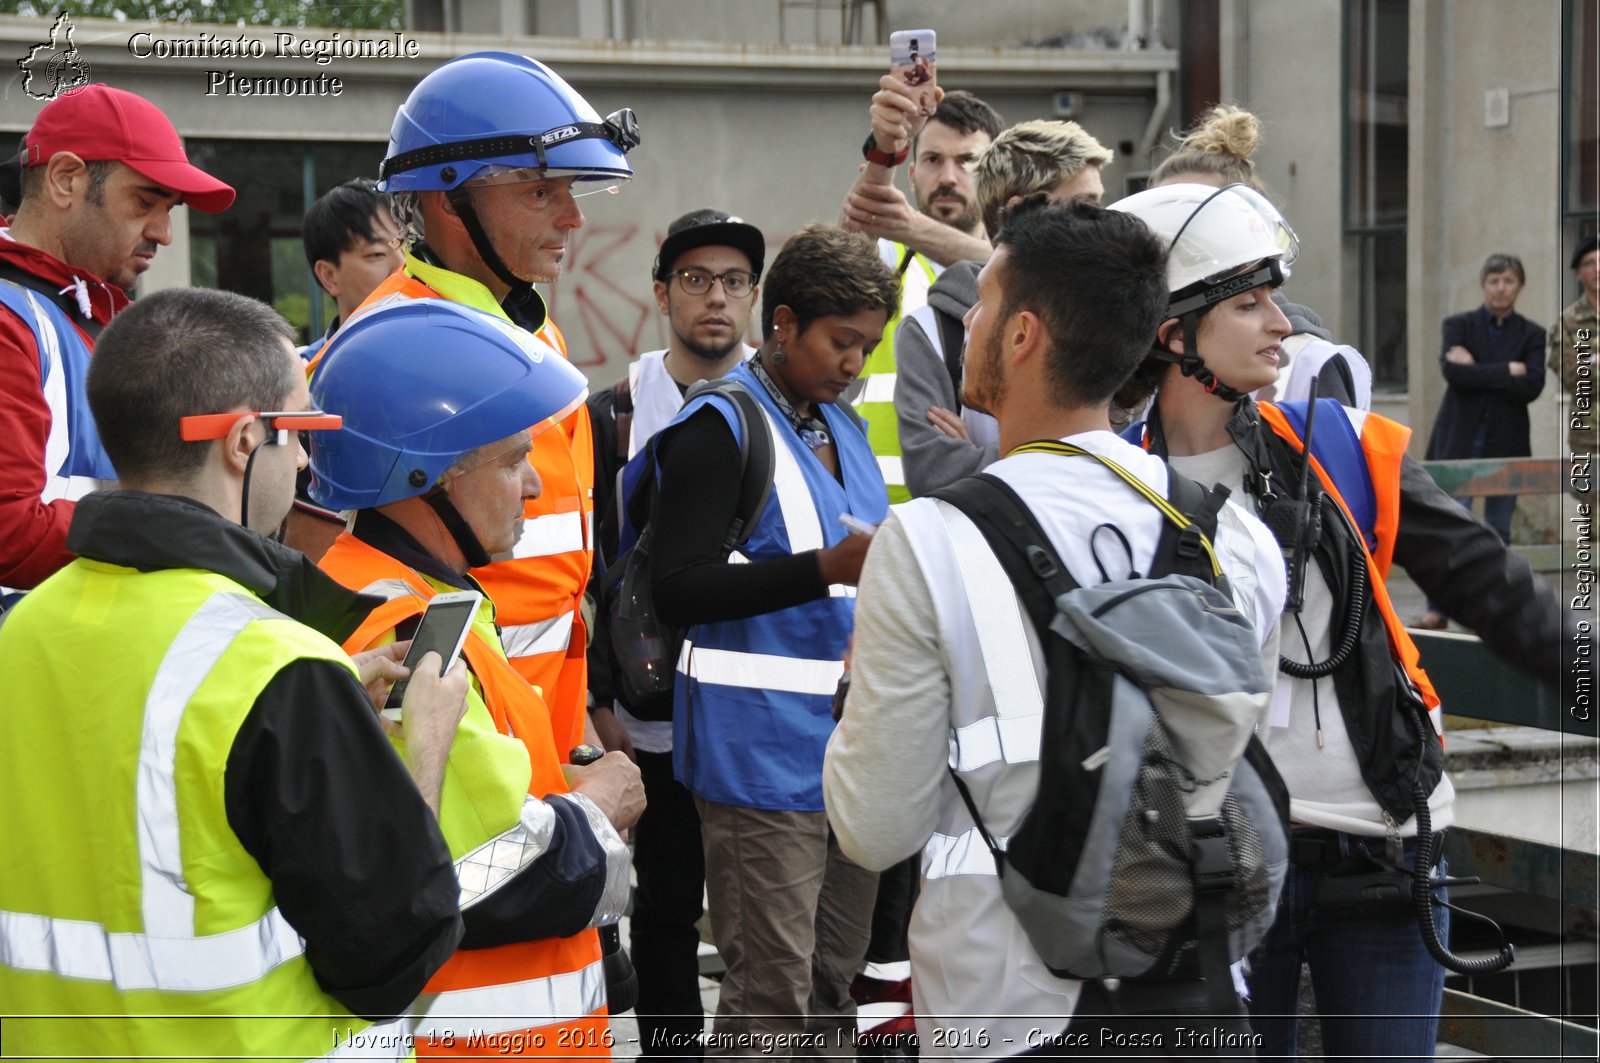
top-left (1123, 398), bottom-right (1378, 553)
top-left (0, 282), bottom-right (116, 491)
top-left (0, 282), bottom-right (117, 610)
top-left (665, 361), bottom-right (887, 810)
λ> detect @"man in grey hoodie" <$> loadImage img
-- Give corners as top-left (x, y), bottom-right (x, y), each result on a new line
top-left (895, 120), bottom-right (1112, 496)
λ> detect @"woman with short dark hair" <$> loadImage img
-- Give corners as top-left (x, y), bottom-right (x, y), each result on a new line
top-left (649, 224), bottom-right (899, 1057)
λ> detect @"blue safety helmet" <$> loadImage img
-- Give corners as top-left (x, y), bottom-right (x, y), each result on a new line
top-left (308, 298), bottom-right (589, 511)
top-left (379, 51), bottom-right (637, 193)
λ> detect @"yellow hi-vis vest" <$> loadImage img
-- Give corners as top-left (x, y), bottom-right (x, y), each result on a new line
top-left (0, 559), bottom-right (419, 1060)
top-left (852, 241), bottom-right (939, 504)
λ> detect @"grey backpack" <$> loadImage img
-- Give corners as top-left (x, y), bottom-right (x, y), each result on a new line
top-left (934, 444), bottom-right (1290, 1012)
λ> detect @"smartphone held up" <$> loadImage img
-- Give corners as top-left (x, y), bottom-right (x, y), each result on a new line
top-left (890, 29), bottom-right (938, 117)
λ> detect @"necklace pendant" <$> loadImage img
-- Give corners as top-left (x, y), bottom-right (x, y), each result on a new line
top-left (799, 427), bottom-right (829, 450)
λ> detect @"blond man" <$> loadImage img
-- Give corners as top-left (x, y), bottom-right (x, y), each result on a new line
top-left (896, 120), bottom-right (1113, 496)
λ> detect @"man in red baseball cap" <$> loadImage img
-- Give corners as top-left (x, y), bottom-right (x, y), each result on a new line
top-left (0, 84), bottom-right (234, 609)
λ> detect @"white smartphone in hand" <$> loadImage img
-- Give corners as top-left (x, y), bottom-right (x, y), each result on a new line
top-left (382, 590), bottom-right (482, 721)
top-left (839, 513), bottom-right (879, 538)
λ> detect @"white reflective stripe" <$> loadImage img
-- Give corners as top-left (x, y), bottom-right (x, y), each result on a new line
top-left (677, 639), bottom-right (843, 697)
top-left (413, 959), bottom-right (606, 1038)
top-left (0, 904), bottom-right (305, 992)
top-left (30, 289), bottom-right (70, 482)
top-left (949, 713), bottom-right (1044, 773)
top-left (876, 455), bottom-right (904, 486)
top-left (758, 402), bottom-right (825, 554)
top-left (0, 591), bottom-right (316, 992)
top-left (140, 593), bottom-right (281, 935)
top-left (922, 827), bottom-right (1006, 881)
top-left (857, 373), bottom-right (897, 405)
top-left (324, 1019), bottom-right (411, 1061)
top-left (499, 608), bottom-right (575, 660)
top-left (512, 511), bottom-right (585, 558)
top-left (939, 505), bottom-right (1044, 730)
top-left (358, 578), bottom-right (423, 603)
top-left (729, 526), bottom-right (850, 596)
top-left (41, 473), bottom-right (102, 504)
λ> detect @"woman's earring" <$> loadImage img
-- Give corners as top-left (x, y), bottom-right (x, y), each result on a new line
top-left (771, 340), bottom-right (787, 366)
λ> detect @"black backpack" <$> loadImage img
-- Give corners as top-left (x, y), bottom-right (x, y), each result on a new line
top-left (601, 378), bottom-right (774, 720)
top-left (933, 443), bottom-right (1290, 1012)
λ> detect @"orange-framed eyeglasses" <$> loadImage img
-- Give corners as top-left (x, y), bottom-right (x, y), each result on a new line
top-left (180, 410), bottom-right (343, 446)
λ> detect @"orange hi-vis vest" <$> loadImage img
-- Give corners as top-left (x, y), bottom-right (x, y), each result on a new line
top-left (1256, 402), bottom-right (1443, 736)
top-left (310, 255), bottom-right (596, 758)
top-left (318, 532), bottom-right (610, 1058)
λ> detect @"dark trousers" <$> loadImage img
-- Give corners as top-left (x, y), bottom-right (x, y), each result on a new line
top-left (631, 750), bottom-right (707, 1061)
top-left (864, 855), bottom-right (919, 965)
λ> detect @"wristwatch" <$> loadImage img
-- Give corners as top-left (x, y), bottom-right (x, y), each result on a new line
top-left (862, 131), bottom-right (909, 167)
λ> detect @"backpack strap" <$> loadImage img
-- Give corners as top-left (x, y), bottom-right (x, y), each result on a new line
top-left (894, 244), bottom-right (918, 279)
top-left (931, 473), bottom-right (1081, 868)
top-left (683, 378), bottom-right (776, 550)
top-left (612, 375), bottom-right (634, 460)
top-left (1153, 469), bottom-right (1232, 589)
top-left (1012, 440), bottom-right (1226, 582)
top-left (935, 306), bottom-right (966, 409)
top-left (933, 474), bottom-right (1078, 633)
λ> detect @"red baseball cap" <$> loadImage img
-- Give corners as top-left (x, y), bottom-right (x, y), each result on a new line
top-left (22, 85), bottom-right (235, 214)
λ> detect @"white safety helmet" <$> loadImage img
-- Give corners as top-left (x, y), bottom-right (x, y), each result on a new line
top-left (1110, 183), bottom-right (1298, 318)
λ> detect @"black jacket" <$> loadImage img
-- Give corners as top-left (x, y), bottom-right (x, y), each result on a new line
top-left (1426, 306), bottom-right (1546, 460)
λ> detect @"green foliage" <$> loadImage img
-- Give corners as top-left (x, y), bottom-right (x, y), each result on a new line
top-left (3, 1), bottom-right (406, 30)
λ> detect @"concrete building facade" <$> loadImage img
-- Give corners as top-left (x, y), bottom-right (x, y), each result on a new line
top-left (2, 2), bottom-right (1591, 520)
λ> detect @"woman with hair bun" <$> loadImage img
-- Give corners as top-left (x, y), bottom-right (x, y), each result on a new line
top-left (1110, 180), bottom-right (1569, 1063)
top-left (1150, 105), bottom-right (1373, 411)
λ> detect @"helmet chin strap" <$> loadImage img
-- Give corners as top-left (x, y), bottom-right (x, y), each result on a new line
top-left (423, 484), bottom-right (493, 569)
top-left (446, 185), bottom-right (536, 298)
top-left (1162, 312), bottom-right (1252, 405)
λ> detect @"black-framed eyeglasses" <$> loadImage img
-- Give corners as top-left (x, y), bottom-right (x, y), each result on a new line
top-left (672, 268), bottom-right (757, 298)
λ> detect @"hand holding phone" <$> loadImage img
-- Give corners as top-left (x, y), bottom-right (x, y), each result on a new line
top-left (382, 590), bottom-right (482, 721)
top-left (890, 29), bottom-right (938, 118)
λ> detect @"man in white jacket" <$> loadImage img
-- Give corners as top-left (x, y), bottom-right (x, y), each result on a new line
top-left (824, 198), bottom-right (1285, 1056)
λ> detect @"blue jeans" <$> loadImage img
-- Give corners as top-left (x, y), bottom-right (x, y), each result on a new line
top-left (1246, 832), bottom-right (1449, 1062)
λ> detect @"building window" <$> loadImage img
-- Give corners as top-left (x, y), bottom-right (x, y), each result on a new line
top-left (1343, 0), bottom-right (1409, 389)
top-left (184, 139), bottom-right (390, 344)
top-left (1565, 0), bottom-right (1598, 220)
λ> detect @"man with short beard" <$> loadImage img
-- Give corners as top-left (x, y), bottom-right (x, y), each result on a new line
top-left (585, 207), bottom-right (764, 1060)
top-left (0, 85), bottom-right (233, 608)
top-left (839, 87), bottom-right (1002, 504)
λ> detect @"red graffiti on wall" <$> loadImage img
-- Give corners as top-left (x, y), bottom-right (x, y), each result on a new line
top-left (544, 223), bottom-right (666, 372)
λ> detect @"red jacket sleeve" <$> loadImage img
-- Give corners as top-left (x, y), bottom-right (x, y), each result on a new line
top-left (0, 310), bottom-right (76, 590)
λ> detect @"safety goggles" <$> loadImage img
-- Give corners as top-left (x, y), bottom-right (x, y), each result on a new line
top-left (465, 166), bottom-right (627, 198)
top-left (180, 410), bottom-right (343, 446)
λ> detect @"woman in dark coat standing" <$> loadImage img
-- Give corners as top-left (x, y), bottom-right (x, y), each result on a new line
top-left (1418, 252), bottom-right (1546, 627)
